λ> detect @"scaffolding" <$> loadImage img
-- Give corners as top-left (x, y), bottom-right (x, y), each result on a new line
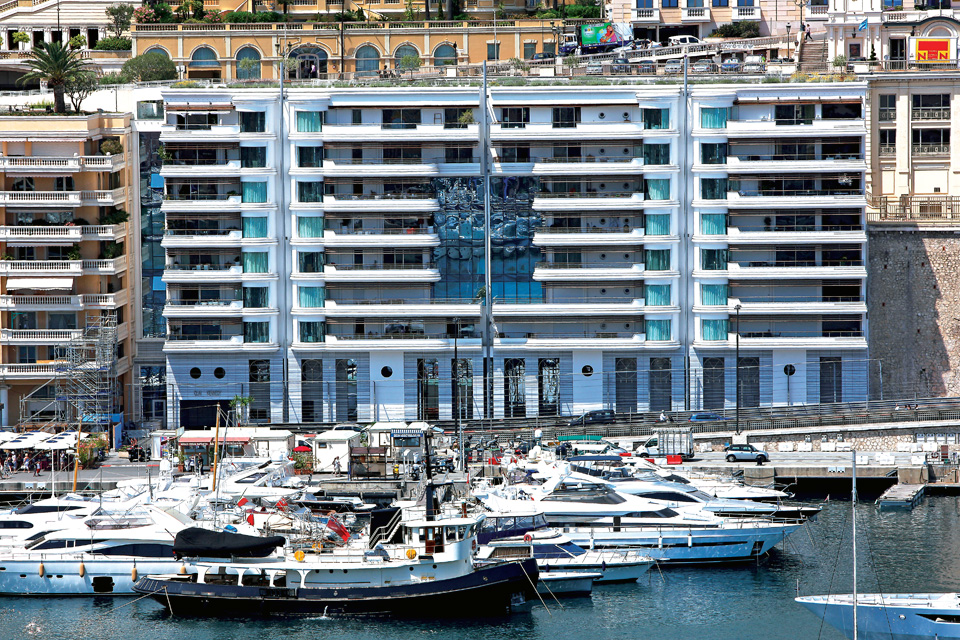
top-left (17, 313), bottom-right (119, 435)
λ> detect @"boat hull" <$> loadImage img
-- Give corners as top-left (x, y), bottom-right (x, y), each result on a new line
top-left (0, 558), bottom-right (180, 595)
top-left (797, 594), bottom-right (960, 640)
top-left (134, 559), bottom-right (539, 617)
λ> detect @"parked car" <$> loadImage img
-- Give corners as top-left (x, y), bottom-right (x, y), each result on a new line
top-left (532, 52), bottom-right (556, 61)
top-left (127, 445), bottom-right (149, 463)
top-left (724, 444), bottom-right (769, 463)
top-left (568, 409), bottom-right (617, 426)
top-left (668, 35), bottom-right (703, 47)
top-left (612, 56), bottom-right (632, 73)
top-left (742, 54), bottom-right (765, 73)
top-left (585, 61), bottom-right (604, 75)
top-left (637, 60), bottom-right (656, 74)
top-left (332, 424), bottom-right (365, 432)
top-left (691, 60), bottom-right (717, 73)
top-left (720, 57), bottom-right (743, 73)
top-left (664, 59), bottom-right (684, 74)
top-left (689, 412), bottom-right (729, 422)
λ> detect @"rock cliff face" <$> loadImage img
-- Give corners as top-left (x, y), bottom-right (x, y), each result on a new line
top-left (868, 228), bottom-right (960, 399)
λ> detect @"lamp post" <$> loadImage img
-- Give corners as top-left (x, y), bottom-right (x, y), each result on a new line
top-left (786, 22), bottom-right (792, 61)
top-left (453, 317), bottom-right (463, 471)
top-left (735, 303), bottom-right (742, 435)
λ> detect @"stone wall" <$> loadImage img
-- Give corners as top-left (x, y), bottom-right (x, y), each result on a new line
top-left (867, 227), bottom-right (960, 399)
top-left (696, 425), bottom-right (959, 453)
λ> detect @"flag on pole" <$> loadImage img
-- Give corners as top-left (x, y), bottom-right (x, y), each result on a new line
top-left (276, 498), bottom-right (288, 510)
top-left (858, 18), bottom-right (868, 30)
top-left (237, 497), bottom-right (249, 507)
top-left (246, 513), bottom-right (255, 526)
top-left (325, 516), bottom-right (350, 542)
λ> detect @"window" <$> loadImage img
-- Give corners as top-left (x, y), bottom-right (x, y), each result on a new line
top-left (18, 346), bottom-right (36, 363)
top-left (775, 104), bottom-right (814, 125)
top-left (879, 94), bottom-right (896, 121)
top-left (501, 107), bottom-right (529, 128)
top-left (242, 252), bottom-right (268, 273)
top-left (913, 128), bottom-right (950, 153)
top-left (382, 108), bottom-right (421, 129)
top-left (236, 47), bottom-right (261, 80)
top-left (298, 146), bottom-right (322, 168)
top-left (822, 102), bottom-right (862, 119)
top-left (393, 44), bottom-right (420, 68)
top-left (701, 248), bottom-right (729, 270)
top-left (299, 286), bottom-right (325, 308)
top-left (701, 283), bottom-right (728, 305)
top-left (645, 249), bottom-right (670, 270)
top-left (702, 319), bottom-right (729, 341)
top-left (243, 286), bottom-right (268, 308)
top-left (643, 143), bottom-right (670, 165)
top-left (644, 284), bottom-right (671, 306)
top-left (298, 182), bottom-right (323, 203)
top-left (445, 146), bottom-right (473, 163)
top-left (299, 251), bottom-right (324, 273)
top-left (552, 106), bottom-right (581, 128)
top-left (240, 147), bottom-right (266, 168)
top-left (487, 42), bottom-right (500, 60)
top-left (137, 100), bottom-right (163, 120)
top-left (355, 45), bottom-right (381, 75)
top-left (444, 108), bottom-right (472, 129)
top-left (644, 178), bottom-right (670, 200)
top-left (242, 217), bottom-right (267, 238)
top-left (701, 142), bottom-right (727, 165)
top-left (300, 321), bottom-right (326, 343)
top-left (434, 43), bottom-right (457, 65)
top-left (645, 319), bottom-right (671, 341)
top-left (912, 94), bottom-right (950, 119)
top-left (523, 42), bottom-right (537, 59)
top-left (700, 213), bottom-right (726, 235)
top-left (701, 178), bottom-right (729, 200)
top-left (644, 214), bottom-right (670, 235)
top-left (54, 176), bottom-right (74, 191)
top-left (298, 216), bottom-right (323, 238)
top-left (244, 321), bottom-right (270, 343)
top-left (820, 357), bottom-right (842, 403)
top-left (879, 129), bottom-right (896, 153)
top-left (296, 111), bottom-right (323, 133)
top-left (500, 145), bottom-right (530, 162)
top-left (662, 0), bottom-right (678, 6)
top-left (701, 107), bottom-right (729, 129)
top-left (242, 182), bottom-right (267, 203)
top-left (352, 109), bottom-right (362, 125)
top-left (643, 108), bottom-right (669, 129)
top-left (239, 111), bottom-right (265, 133)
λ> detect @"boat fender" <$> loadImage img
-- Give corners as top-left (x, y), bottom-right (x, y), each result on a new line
top-left (687, 534), bottom-right (693, 548)
top-left (523, 533), bottom-right (533, 543)
top-left (178, 565), bottom-right (186, 575)
top-left (78, 563), bottom-right (85, 578)
top-left (131, 567), bottom-right (138, 582)
top-left (294, 550), bottom-right (306, 562)
top-left (38, 563), bottom-right (44, 577)
top-left (406, 548), bottom-right (417, 560)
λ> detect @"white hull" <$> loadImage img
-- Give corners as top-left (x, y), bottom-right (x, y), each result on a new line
top-left (797, 593), bottom-right (960, 640)
top-left (538, 571), bottom-right (596, 595)
top-left (0, 557), bottom-right (181, 595)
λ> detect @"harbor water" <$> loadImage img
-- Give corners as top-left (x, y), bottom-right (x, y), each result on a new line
top-left (3, 497), bottom-right (959, 640)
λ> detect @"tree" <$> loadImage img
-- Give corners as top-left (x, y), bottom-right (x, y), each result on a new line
top-left (68, 34), bottom-right (87, 49)
top-left (105, 4), bottom-right (135, 37)
top-left (275, 0), bottom-right (291, 18)
top-left (399, 53), bottom-right (421, 78)
top-left (121, 51), bottom-right (177, 82)
top-left (18, 42), bottom-right (89, 114)
top-left (64, 70), bottom-right (98, 112)
top-left (11, 31), bottom-right (29, 48)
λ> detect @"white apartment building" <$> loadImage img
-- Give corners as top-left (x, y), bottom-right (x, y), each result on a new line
top-left (145, 81), bottom-right (868, 428)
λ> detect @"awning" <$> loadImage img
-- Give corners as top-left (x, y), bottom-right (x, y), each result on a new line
top-left (6, 277), bottom-right (73, 290)
top-left (734, 97), bottom-right (861, 105)
top-left (179, 435), bottom-right (250, 444)
top-left (166, 103), bottom-right (234, 112)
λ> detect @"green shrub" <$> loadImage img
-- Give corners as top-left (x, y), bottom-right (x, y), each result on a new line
top-left (92, 36), bottom-right (131, 50)
top-left (100, 139), bottom-right (123, 155)
top-left (122, 51), bottom-right (177, 82)
top-left (98, 72), bottom-right (128, 85)
top-left (253, 10), bottom-right (282, 21)
top-left (225, 10), bottom-right (256, 22)
top-left (709, 22), bottom-right (760, 38)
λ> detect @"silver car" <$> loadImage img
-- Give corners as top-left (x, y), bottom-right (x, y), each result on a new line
top-left (724, 444), bottom-right (769, 463)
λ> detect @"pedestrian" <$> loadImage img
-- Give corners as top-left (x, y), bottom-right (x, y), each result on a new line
top-left (333, 456), bottom-right (341, 476)
top-left (187, 455), bottom-right (195, 474)
top-left (33, 457), bottom-right (40, 477)
top-left (659, 410), bottom-right (667, 423)
top-left (805, 24), bottom-right (811, 41)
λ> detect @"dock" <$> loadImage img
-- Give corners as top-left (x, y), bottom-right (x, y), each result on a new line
top-left (876, 483), bottom-right (926, 509)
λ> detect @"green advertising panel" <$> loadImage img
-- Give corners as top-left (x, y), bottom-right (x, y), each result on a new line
top-left (580, 22), bottom-right (619, 46)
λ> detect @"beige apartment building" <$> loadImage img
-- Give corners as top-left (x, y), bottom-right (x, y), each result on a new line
top-left (0, 113), bottom-right (134, 430)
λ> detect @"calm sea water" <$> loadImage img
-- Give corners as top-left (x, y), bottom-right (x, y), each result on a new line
top-left (3, 498), bottom-right (960, 640)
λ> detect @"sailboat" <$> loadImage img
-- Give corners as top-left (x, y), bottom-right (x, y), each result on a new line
top-left (796, 451), bottom-right (960, 640)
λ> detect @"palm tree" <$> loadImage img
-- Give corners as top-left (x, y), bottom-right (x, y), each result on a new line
top-left (18, 42), bottom-right (88, 114)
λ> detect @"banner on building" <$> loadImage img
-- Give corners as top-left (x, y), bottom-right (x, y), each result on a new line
top-left (913, 38), bottom-right (953, 62)
top-left (580, 22), bottom-right (621, 46)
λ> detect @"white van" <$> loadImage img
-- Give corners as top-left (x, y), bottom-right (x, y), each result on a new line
top-left (743, 54), bottom-right (765, 73)
top-left (668, 35), bottom-right (702, 47)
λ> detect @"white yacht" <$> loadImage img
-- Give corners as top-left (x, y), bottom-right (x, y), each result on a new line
top-left (796, 592), bottom-right (960, 640)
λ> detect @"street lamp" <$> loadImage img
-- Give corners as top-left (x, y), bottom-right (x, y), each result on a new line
top-left (735, 303), bottom-right (742, 435)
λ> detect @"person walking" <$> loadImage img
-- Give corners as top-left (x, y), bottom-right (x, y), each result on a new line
top-left (333, 456), bottom-right (342, 476)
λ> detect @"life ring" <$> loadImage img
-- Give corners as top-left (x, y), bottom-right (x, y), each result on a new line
top-left (406, 548), bottom-right (417, 560)
top-left (523, 533), bottom-right (533, 543)
top-left (312, 541), bottom-right (322, 551)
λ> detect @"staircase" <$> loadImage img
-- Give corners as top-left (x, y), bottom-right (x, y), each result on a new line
top-left (798, 35), bottom-right (828, 73)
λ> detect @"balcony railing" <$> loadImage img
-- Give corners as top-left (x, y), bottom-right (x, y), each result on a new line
top-left (326, 262), bottom-right (435, 270)
top-left (733, 295), bottom-right (865, 303)
top-left (0, 154), bottom-right (125, 171)
top-left (326, 192), bottom-right (436, 201)
top-left (536, 191), bottom-right (639, 198)
top-left (0, 260), bottom-right (82, 273)
top-left (731, 259), bottom-right (864, 267)
top-left (729, 153), bottom-right (862, 161)
top-left (324, 226), bottom-right (435, 235)
top-left (734, 188), bottom-right (863, 197)
top-left (166, 263), bottom-right (241, 271)
top-left (912, 144), bottom-right (949, 155)
top-left (166, 299), bottom-right (242, 307)
top-left (533, 156), bottom-right (638, 164)
top-left (911, 107), bottom-right (950, 120)
top-left (878, 109), bottom-right (896, 122)
top-left (738, 330), bottom-right (864, 338)
top-left (0, 224), bottom-right (125, 240)
top-left (163, 193), bottom-right (241, 201)
top-left (536, 261), bottom-right (640, 269)
top-left (0, 328), bottom-right (82, 341)
top-left (730, 224), bottom-right (864, 232)
top-left (879, 145), bottom-right (896, 155)
top-left (867, 193), bottom-right (960, 222)
top-left (0, 295), bottom-right (79, 307)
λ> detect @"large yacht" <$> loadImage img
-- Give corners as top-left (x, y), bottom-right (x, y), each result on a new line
top-left (796, 592), bottom-right (960, 640)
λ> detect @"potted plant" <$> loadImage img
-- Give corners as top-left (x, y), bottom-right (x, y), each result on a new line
top-left (78, 434), bottom-right (108, 469)
top-left (230, 394), bottom-right (252, 425)
top-left (292, 452), bottom-right (313, 475)
top-left (176, 449), bottom-right (186, 472)
top-left (67, 244), bottom-right (82, 260)
top-left (156, 144), bottom-right (172, 162)
top-left (12, 31), bottom-right (29, 51)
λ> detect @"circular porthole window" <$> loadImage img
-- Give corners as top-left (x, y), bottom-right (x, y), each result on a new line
top-left (624, 288), bottom-right (630, 294)
top-left (600, 253), bottom-right (607, 260)
top-left (599, 112), bottom-right (606, 119)
top-left (381, 366), bottom-right (393, 378)
top-left (582, 365), bottom-right (594, 377)
top-left (214, 367), bottom-right (226, 379)
top-left (601, 288), bottom-right (607, 294)
top-left (189, 367), bottom-right (201, 379)
top-left (624, 253), bottom-right (630, 259)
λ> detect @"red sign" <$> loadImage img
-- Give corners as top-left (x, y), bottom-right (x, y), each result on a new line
top-left (916, 39), bottom-right (950, 61)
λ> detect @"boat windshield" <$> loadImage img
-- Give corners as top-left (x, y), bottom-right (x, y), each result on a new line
top-left (623, 508), bottom-right (679, 518)
top-left (542, 486), bottom-right (626, 504)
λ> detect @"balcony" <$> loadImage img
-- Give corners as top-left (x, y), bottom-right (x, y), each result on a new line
top-left (804, 3), bottom-right (827, 19)
top-left (726, 188), bottom-right (864, 208)
top-left (322, 263), bottom-right (440, 282)
top-left (163, 298), bottom-right (246, 317)
top-left (682, 6), bottom-right (711, 20)
top-left (0, 260), bottom-right (83, 276)
top-left (0, 223), bottom-right (126, 244)
top-left (491, 122), bottom-right (646, 142)
top-left (530, 156), bottom-right (645, 175)
top-left (161, 228), bottom-right (244, 248)
top-left (533, 191), bottom-right (646, 211)
top-left (911, 108), bottom-right (950, 121)
top-left (696, 329), bottom-right (866, 349)
top-left (913, 144), bottom-right (950, 156)
top-left (722, 295), bottom-right (867, 314)
top-left (533, 223), bottom-right (646, 246)
top-left (161, 193), bottom-right (244, 212)
top-left (722, 259), bottom-right (867, 279)
top-left (320, 228), bottom-right (440, 248)
top-left (321, 193), bottom-right (440, 213)
top-left (0, 362), bottom-right (63, 379)
top-left (732, 5), bottom-right (760, 20)
top-left (0, 292), bottom-right (127, 310)
top-left (633, 7), bottom-right (660, 21)
top-left (723, 224), bottom-right (866, 243)
top-left (725, 118), bottom-right (866, 137)
top-left (868, 193), bottom-right (960, 223)
top-left (159, 123), bottom-right (241, 140)
top-left (0, 154), bottom-right (126, 173)
top-left (0, 328), bottom-right (83, 344)
top-left (724, 153), bottom-right (865, 173)
top-left (160, 159), bottom-right (244, 177)
top-left (162, 263), bottom-right (247, 283)
top-left (319, 123), bottom-right (479, 143)
top-left (82, 256), bottom-right (128, 275)
top-left (533, 261), bottom-right (647, 281)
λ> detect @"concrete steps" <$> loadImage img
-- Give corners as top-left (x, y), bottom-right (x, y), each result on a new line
top-left (799, 38), bottom-right (828, 74)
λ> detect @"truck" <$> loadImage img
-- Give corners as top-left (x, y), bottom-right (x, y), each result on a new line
top-left (636, 427), bottom-right (694, 461)
top-left (559, 22), bottom-right (632, 55)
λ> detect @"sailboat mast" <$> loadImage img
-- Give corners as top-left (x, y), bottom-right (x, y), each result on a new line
top-left (852, 448), bottom-right (857, 640)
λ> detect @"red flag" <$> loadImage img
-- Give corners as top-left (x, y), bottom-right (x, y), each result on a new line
top-left (276, 498), bottom-right (288, 510)
top-left (237, 497), bottom-right (249, 507)
top-left (326, 516), bottom-right (350, 543)
top-left (247, 513), bottom-right (255, 526)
